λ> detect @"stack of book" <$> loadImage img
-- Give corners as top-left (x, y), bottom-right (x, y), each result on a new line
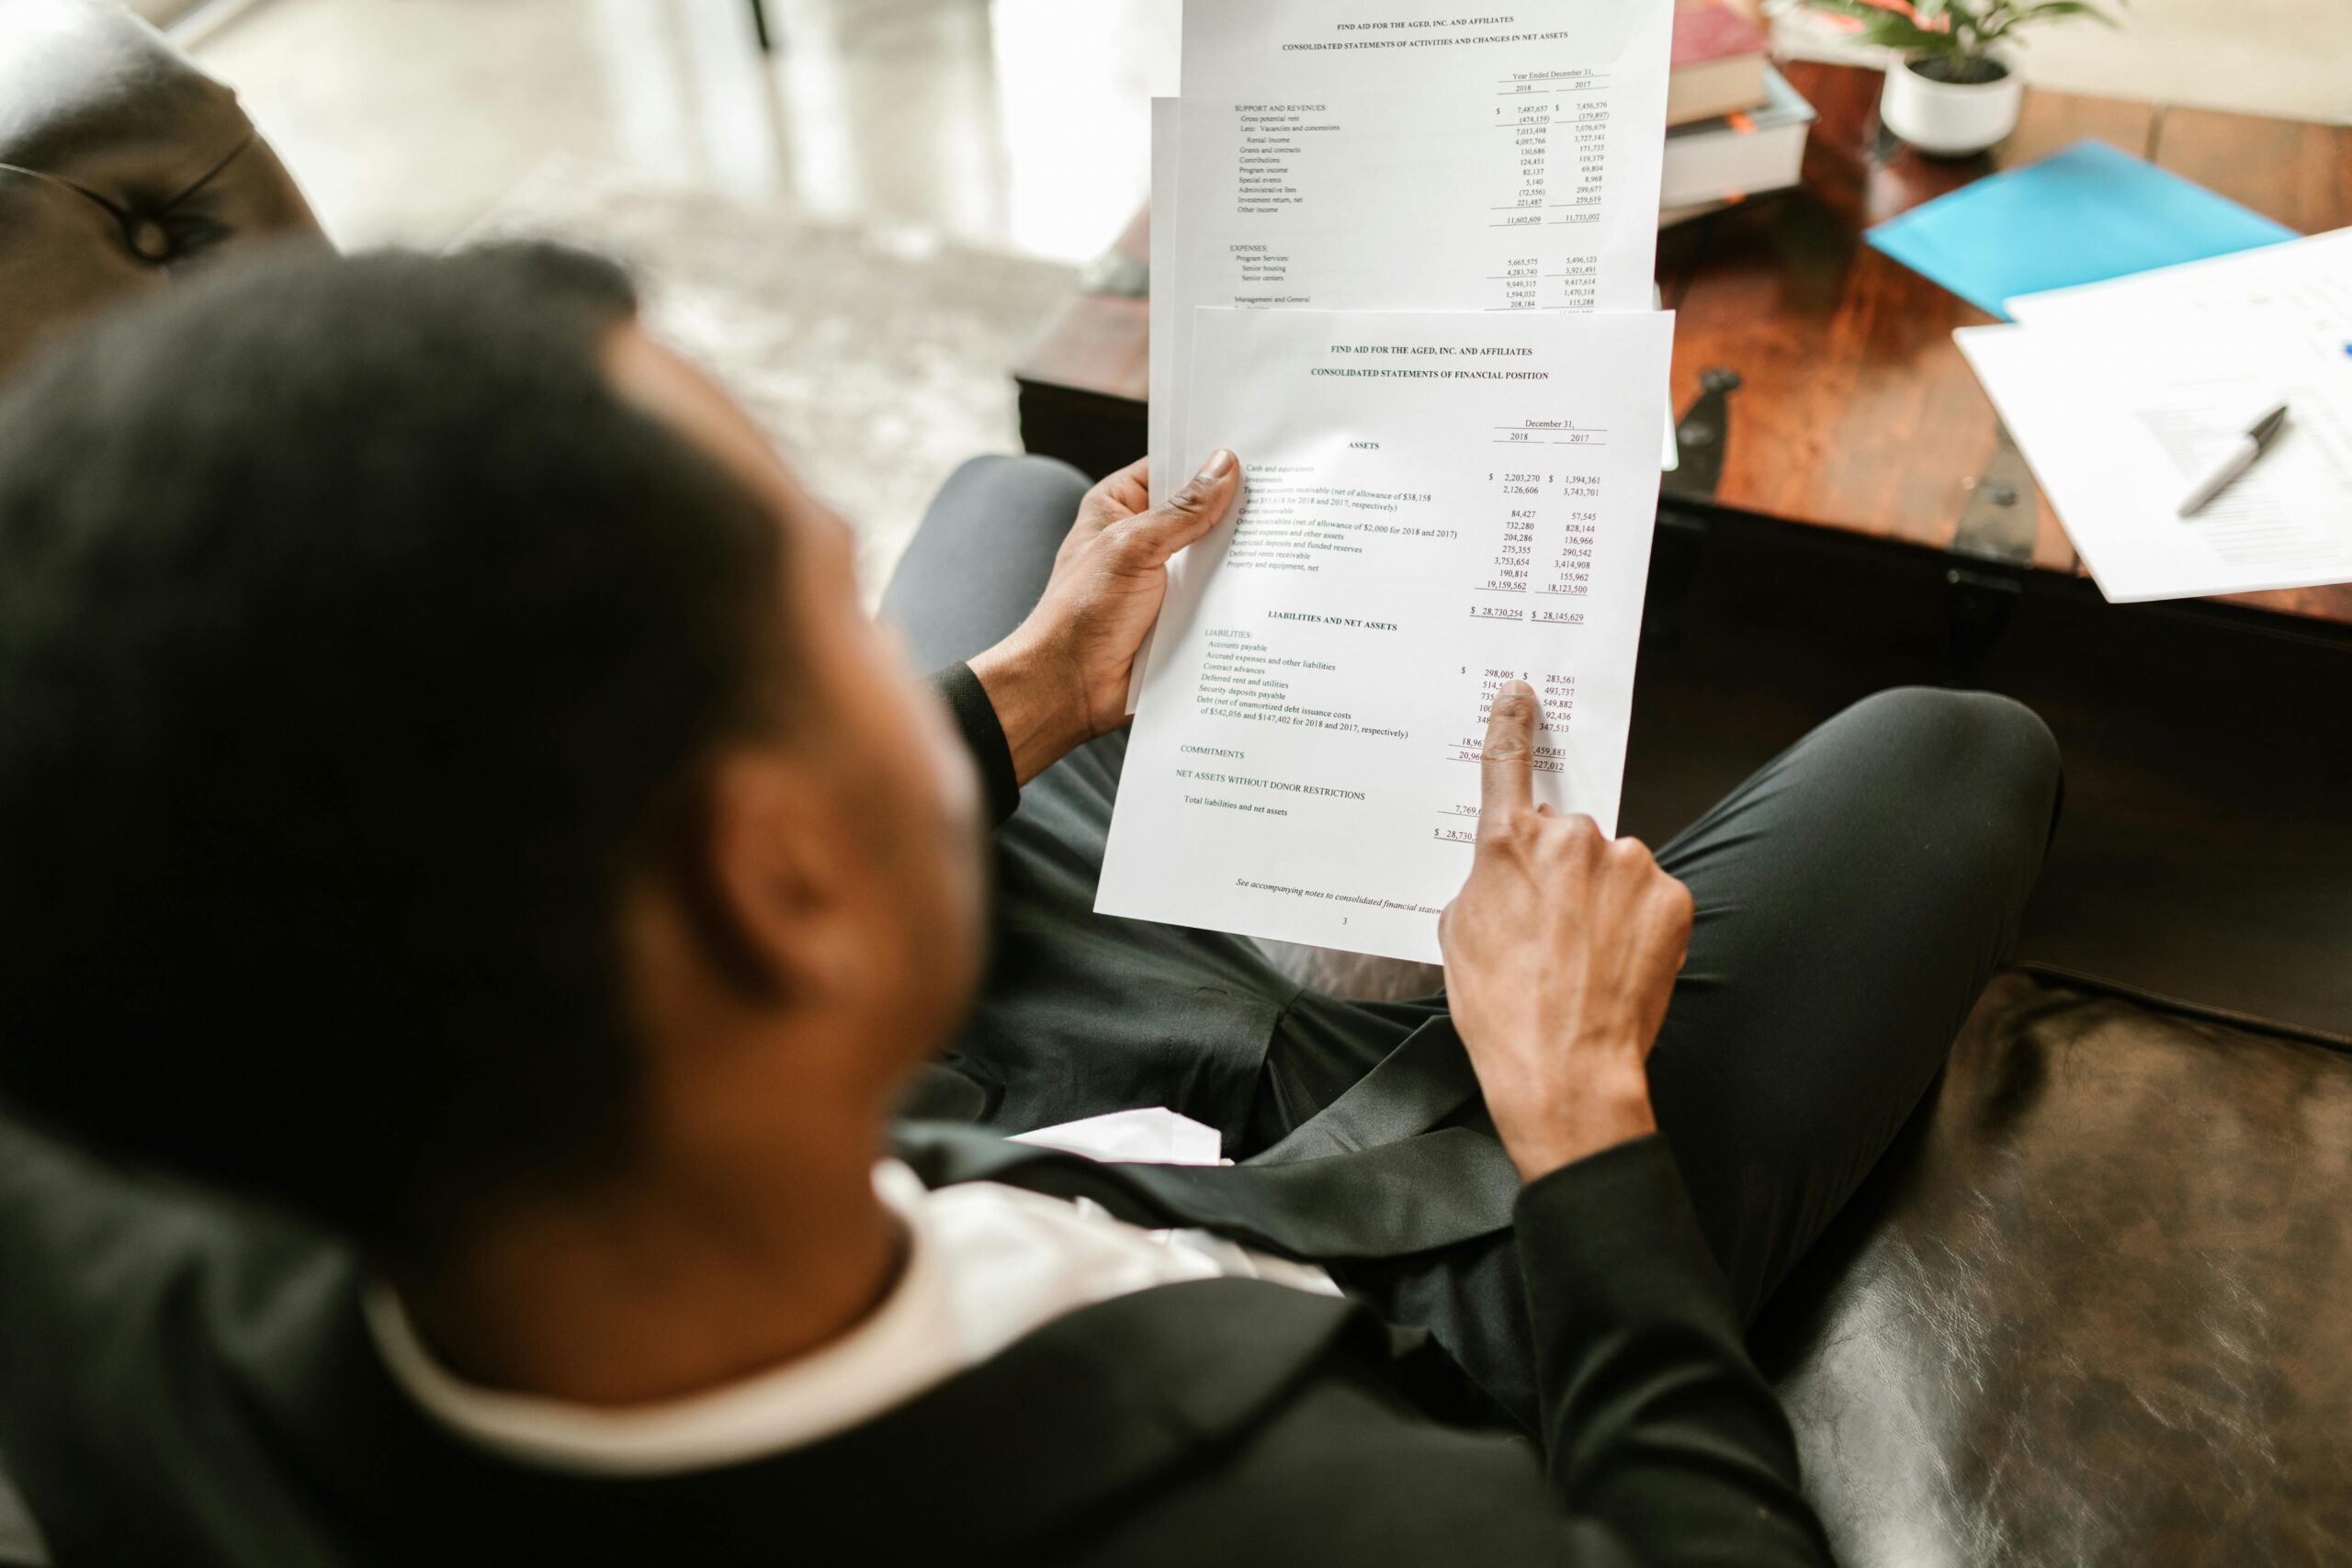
top-left (1661, 1), bottom-right (1816, 223)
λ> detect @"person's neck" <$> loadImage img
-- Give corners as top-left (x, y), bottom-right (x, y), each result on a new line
top-left (391, 1113), bottom-right (905, 1409)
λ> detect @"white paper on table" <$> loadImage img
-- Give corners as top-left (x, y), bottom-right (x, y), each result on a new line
top-left (2007, 226), bottom-right (2352, 362)
top-left (1957, 321), bottom-right (2352, 603)
top-left (1098, 306), bottom-right (1675, 963)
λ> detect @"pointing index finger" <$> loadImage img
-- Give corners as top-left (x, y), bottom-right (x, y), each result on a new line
top-left (1478, 679), bottom-right (1537, 829)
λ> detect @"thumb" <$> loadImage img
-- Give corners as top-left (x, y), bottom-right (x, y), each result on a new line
top-left (1114, 450), bottom-right (1239, 566)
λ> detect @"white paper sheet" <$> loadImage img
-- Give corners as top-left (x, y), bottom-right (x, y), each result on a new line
top-left (2007, 227), bottom-right (2352, 355)
top-left (1131, 4), bottom-right (1675, 714)
top-left (1163, 76), bottom-right (1669, 430)
top-left (1166, 0), bottom-right (1672, 453)
top-left (1010, 1107), bottom-right (1227, 1166)
top-left (1182, 0), bottom-right (1665, 97)
top-left (1148, 97), bottom-right (1183, 513)
top-left (1097, 307), bottom-right (1674, 962)
top-left (1958, 321), bottom-right (2352, 603)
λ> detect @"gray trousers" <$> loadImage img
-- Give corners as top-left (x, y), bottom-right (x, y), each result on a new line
top-left (884, 455), bottom-right (2062, 1336)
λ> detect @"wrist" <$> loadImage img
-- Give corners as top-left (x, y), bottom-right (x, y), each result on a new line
top-left (1491, 1060), bottom-right (1657, 1184)
top-left (968, 636), bottom-right (1092, 786)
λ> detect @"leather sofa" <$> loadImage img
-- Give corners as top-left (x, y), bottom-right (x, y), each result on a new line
top-left (1756, 971), bottom-right (2352, 1563)
top-left (3, 4), bottom-right (2347, 1563)
top-left (0, 0), bottom-right (322, 386)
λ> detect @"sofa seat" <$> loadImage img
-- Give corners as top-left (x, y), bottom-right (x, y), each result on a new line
top-left (1758, 970), bottom-right (2352, 1565)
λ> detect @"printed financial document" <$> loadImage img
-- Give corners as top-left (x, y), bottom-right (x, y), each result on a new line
top-left (1136, 0), bottom-right (1674, 704)
top-left (1144, 95), bottom-right (1679, 514)
top-left (1098, 308), bottom-right (1675, 962)
top-left (1152, 0), bottom-right (1670, 499)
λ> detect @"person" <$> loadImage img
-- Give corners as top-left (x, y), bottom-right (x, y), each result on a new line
top-left (0, 244), bottom-right (2061, 1566)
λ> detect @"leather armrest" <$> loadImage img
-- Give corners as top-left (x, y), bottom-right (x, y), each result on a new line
top-left (0, 0), bottom-right (328, 381)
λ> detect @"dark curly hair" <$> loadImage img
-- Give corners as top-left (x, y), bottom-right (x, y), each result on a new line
top-left (0, 243), bottom-right (790, 1258)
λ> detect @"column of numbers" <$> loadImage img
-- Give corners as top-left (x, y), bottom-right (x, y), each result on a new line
top-left (1475, 468), bottom-right (1541, 604)
top-left (1435, 668), bottom-right (1577, 839)
top-left (1540, 473), bottom-right (1600, 614)
top-left (1488, 73), bottom-right (1609, 310)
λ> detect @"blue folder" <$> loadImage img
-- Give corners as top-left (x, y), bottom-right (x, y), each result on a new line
top-left (1865, 138), bottom-right (2296, 319)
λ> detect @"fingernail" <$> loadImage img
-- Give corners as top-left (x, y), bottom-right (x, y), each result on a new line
top-left (1197, 449), bottom-right (1235, 481)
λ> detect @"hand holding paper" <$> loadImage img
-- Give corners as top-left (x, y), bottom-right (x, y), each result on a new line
top-left (971, 452), bottom-right (1240, 784)
top-left (1110, 0), bottom-right (1682, 959)
top-left (1098, 307), bottom-right (1674, 962)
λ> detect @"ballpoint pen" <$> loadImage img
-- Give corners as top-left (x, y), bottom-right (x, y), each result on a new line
top-left (2177, 401), bottom-right (2290, 518)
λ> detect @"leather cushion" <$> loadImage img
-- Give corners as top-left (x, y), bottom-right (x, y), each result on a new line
top-left (1760, 971), bottom-right (2352, 1565)
top-left (0, 0), bottom-right (324, 381)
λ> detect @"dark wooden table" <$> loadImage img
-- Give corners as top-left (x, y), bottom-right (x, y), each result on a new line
top-left (1659, 59), bottom-right (2352, 630)
top-left (1012, 60), bottom-right (2352, 634)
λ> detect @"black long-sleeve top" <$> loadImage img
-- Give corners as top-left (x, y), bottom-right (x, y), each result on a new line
top-left (930, 661), bottom-right (1023, 827)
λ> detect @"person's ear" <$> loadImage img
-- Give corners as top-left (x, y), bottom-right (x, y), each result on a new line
top-left (696, 748), bottom-right (866, 1003)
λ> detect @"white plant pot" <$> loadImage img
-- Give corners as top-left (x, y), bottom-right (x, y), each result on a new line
top-left (1879, 55), bottom-right (2025, 157)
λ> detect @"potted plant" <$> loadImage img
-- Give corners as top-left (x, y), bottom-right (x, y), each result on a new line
top-left (1778, 0), bottom-right (2125, 157)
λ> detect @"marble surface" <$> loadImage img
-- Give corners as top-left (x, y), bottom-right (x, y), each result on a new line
top-left (183, 0), bottom-right (2342, 268)
top-left (469, 158), bottom-right (1076, 602)
top-left (194, 0), bottom-right (1180, 254)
